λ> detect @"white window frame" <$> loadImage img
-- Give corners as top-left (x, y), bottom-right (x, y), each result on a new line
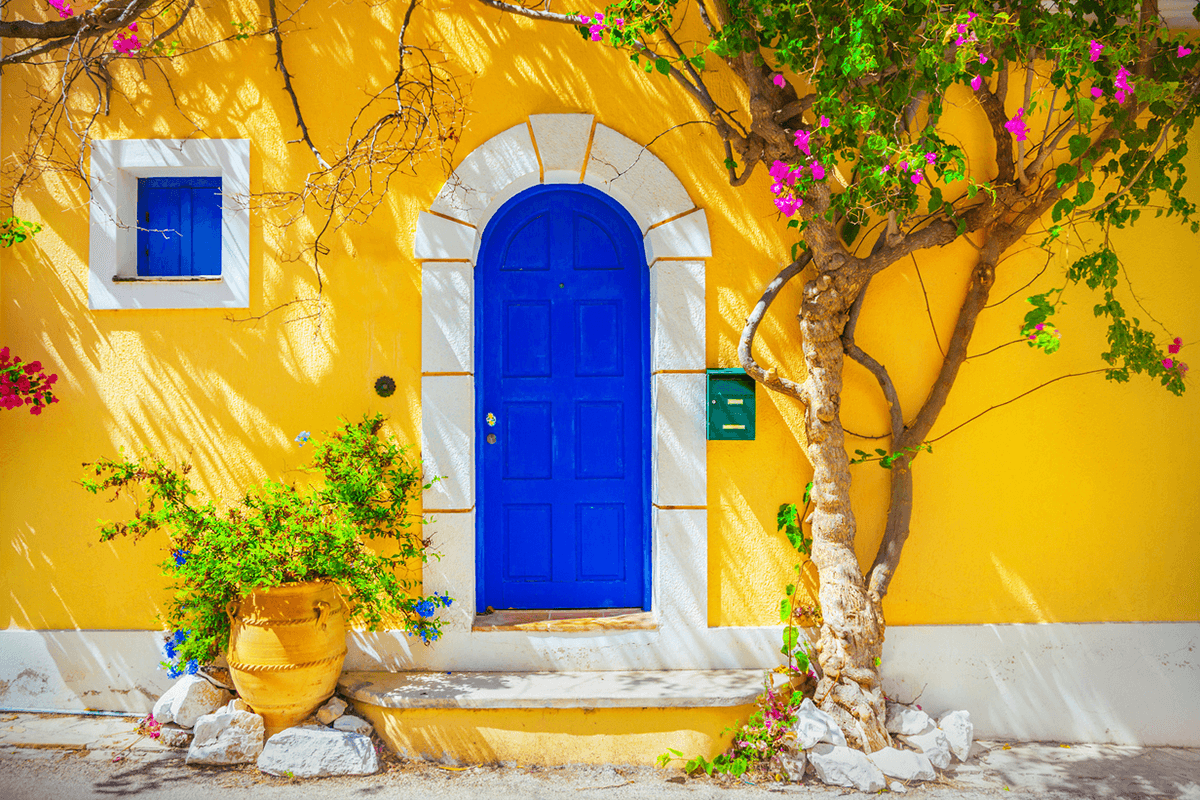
top-left (88, 139), bottom-right (250, 310)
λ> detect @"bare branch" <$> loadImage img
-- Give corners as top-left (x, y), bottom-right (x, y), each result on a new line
top-left (738, 253), bottom-right (810, 403)
top-left (268, 0), bottom-right (330, 170)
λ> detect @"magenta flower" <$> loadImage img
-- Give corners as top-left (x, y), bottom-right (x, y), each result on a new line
top-left (769, 160), bottom-right (790, 182)
top-left (1035, 323), bottom-right (1045, 331)
top-left (819, 115), bottom-right (830, 128)
top-left (774, 195), bottom-right (802, 216)
top-left (1179, 45), bottom-right (1193, 58)
top-left (910, 172), bottom-right (922, 185)
top-left (1005, 108), bottom-right (1029, 142)
top-left (615, 18), bottom-right (625, 27)
top-left (925, 152), bottom-right (937, 164)
top-left (979, 53), bottom-right (988, 64)
top-left (47, 0), bottom-right (73, 17)
top-left (899, 161), bottom-right (908, 171)
top-left (1091, 87), bottom-right (1103, 98)
top-left (794, 129), bottom-right (812, 156)
top-left (1089, 40), bottom-right (1104, 62)
top-left (968, 11), bottom-right (978, 22)
top-left (1168, 338), bottom-right (1182, 354)
top-left (880, 164), bottom-right (891, 174)
top-left (971, 74), bottom-right (983, 91)
top-left (1114, 65), bottom-right (1132, 105)
top-left (589, 26), bottom-right (603, 41)
top-left (1164, 358), bottom-right (1175, 369)
top-left (773, 73), bottom-right (786, 88)
top-left (955, 36), bottom-right (967, 47)
top-left (811, 162), bottom-right (826, 180)
top-left (957, 23), bottom-right (968, 35)
top-left (593, 12), bottom-right (604, 21)
top-left (578, 13), bottom-right (591, 22)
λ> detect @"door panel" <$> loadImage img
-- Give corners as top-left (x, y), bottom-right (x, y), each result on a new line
top-left (477, 185), bottom-right (649, 611)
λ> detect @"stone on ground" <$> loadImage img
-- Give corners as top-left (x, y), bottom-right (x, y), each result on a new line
top-left (157, 723), bottom-right (192, 749)
top-left (885, 701), bottom-right (934, 736)
top-left (791, 697), bottom-right (847, 749)
top-left (185, 708), bottom-right (265, 766)
top-left (224, 698), bottom-right (252, 713)
top-left (938, 710), bottom-right (974, 762)
top-left (898, 725), bottom-right (952, 769)
top-left (867, 746), bottom-right (936, 781)
top-left (807, 743), bottom-right (886, 792)
top-left (316, 696), bottom-right (348, 725)
top-left (889, 780), bottom-right (908, 793)
top-left (257, 725), bottom-right (379, 777)
top-left (152, 675), bottom-right (233, 729)
top-left (332, 714), bottom-right (373, 736)
top-left (777, 747), bottom-right (807, 782)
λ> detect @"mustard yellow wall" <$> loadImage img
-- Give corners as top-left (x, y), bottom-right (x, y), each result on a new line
top-left (1, 3), bottom-right (1197, 634)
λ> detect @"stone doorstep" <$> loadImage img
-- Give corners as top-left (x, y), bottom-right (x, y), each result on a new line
top-left (471, 608), bottom-right (656, 632)
top-left (338, 669), bottom-right (786, 710)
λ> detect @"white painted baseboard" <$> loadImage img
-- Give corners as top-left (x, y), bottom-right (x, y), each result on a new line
top-left (2, 622), bottom-right (1195, 746)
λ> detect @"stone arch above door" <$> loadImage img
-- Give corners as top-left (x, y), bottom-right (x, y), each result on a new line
top-left (414, 115), bottom-right (713, 656)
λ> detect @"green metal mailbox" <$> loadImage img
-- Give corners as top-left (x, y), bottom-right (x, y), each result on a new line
top-left (707, 368), bottom-right (756, 440)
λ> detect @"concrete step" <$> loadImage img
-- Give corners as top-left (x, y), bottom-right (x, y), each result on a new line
top-left (338, 669), bottom-right (786, 766)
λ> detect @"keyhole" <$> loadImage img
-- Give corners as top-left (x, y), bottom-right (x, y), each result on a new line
top-left (559, 283), bottom-right (564, 288)
top-left (487, 433), bottom-right (497, 444)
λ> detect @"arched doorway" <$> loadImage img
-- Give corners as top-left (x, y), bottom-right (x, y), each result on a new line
top-left (475, 184), bottom-right (650, 611)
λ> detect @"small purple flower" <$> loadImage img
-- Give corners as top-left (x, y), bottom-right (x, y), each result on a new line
top-left (173, 550), bottom-right (188, 567)
top-left (925, 152), bottom-right (937, 164)
top-left (415, 600), bottom-right (436, 618)
top-left (1089, 40), bottom-right (1104, 62)
top-left (971, 74), bottom-right (983, 91)
top-left (1179, 45), bottom-right (1193, 58)
top-left (773, 73), bottom-right (786, 88)
top-left (1164, 358), bottom-right (1175, 369)
top-left (811, 162), bottom-right (826, 180)
top-left (185, 659), bottom-right (199, 676)
top-left (910, 172), bottom-right (922, 185)
top-left (794, 129), bottom-right (812, 156)
top-left (819, 115), bottom-right (830, 128)
top-left (979, 53), bottom-right (988, 65)
top-left (1005, 108), bottom-right (1030, 142)
top-left (1091, 87), bottom-right (1104, 98)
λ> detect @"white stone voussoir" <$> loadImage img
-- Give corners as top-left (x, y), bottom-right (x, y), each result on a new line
top-left (432, 123), bottom-right (540, 226)
top-left (421, 263), bottom-right (474, 374)
top-left (414, 212), bottom-right (475, 261)
top-left (530, 113), bottom-right (594, 183)
top-left (583, 124), bottom-right (693, 230)
top-left (645, 210), bottom-right (712, 262)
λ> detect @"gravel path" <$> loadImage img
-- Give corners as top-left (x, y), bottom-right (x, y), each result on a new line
top-left (2, 741), bottom-right (1197, 800)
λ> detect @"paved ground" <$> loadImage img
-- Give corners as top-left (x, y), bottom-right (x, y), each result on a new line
top-left (1, 712), bottom-right (1197, 799)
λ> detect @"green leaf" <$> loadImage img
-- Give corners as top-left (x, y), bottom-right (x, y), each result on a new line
top-left (1075, 96), bottom-right (1095, 125)
top-left (1055, 163), bottom-right (1079, 188)
top-left (841, 219), bottom-right (861, 245)
top-left (1068, 134), bottom-right (1092, 159)
top-left (655, 57), bottom-right (670, 75)
top-left (1075, 181), bottom-right (1095, 205)
top-left (926, 187), bottom-right (943, 214)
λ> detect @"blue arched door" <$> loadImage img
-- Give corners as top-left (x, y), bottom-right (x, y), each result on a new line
top-left (476, 185), bottom-right (650, 611)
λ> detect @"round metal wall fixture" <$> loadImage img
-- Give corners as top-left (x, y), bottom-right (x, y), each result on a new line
top-left (374, 376), bottom-right (396, 398)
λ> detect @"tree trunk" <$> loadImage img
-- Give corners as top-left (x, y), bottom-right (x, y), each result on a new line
top-left (798, 272), bottom-right (891, 753)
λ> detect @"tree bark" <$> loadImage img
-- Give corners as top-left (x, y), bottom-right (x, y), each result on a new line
top-left (799, 263), bottom-right (890, 752)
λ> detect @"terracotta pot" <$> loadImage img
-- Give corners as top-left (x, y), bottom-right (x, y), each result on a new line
top-left (225, 581), bottom-right (347, 738)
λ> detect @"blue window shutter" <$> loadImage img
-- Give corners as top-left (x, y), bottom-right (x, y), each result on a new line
top-left (137, 177), bottom-right (222, 276)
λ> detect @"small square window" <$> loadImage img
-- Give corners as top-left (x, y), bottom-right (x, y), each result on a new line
top-left (137, 177), bottom-right (223, 277)
top-left (89, 139), bottom-right (250, 310)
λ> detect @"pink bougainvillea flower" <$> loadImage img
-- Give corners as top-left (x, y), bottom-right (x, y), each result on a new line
top-left (1163, 358), bottom-right (1175, 369)
top-left (925, 151), bottom-right (937, 164)
top-left (578, 13), bottom-right (591, 22)
top-left (1168, 340), bottom-right (1182, 354)
top-left (769, 160), bottom-right (790, 181)
top-left (955, 36), bottom-right (967, 47)
top-left (1035, 323), bottom-right (1045, 331)
top-left (128, 23), bottom-right (137, 31)
top-left (773, 195), bottom-right (802, 216)
top-left (1174, 336), bottom-right (1184, 345)
top-left (811, 162), bottom-right (826, 180)
top-left (979, 53), bottom-right (988, 64)
top-left (1089, 40), bottom-right (1104, 62)
top-left (47, 0), bottom-right (73, 18)
top-left (957, 23), bottom-right (968, 35)
top-left (794, 129), bottom-right (812, 156)
top-left (1180, 362), bottom-right (1190, 374)
top-left (615, 18), bottom-right (625, 27)
top-left (819, 115), bottom-right (830, 128)
top-left (112, 31), bottom-right (141, 54)
top-left (1114, 65), bottom-right (1132, 104)
top-left (593, 12), bottom-right (604, 20)
top-left (880, 164), bottom-right (891, 173)
top-left (1005, 108), bottom-right (1029, 142)
top-left (971, 74), bottom-right (983, 91)
top-left (1091, 87), bottom-right (1104, 98)
top-left (1178, 45), bottom-right (1193, 57)
top-left (910, 172), bottom-right (922, 185)
top-left (773, 73), bottom-right (786, 87)
top-left (589, 25), bottom-right (604, 40)
top-left (899, 161), bottom-right (909, 171)
top-left (968, 11), bottom-right (978, 22)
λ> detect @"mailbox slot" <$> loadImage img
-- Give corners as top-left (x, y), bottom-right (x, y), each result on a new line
top-left (707, 368), bottom-right (756, 440)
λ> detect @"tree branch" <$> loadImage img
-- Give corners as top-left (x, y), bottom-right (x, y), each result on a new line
top-left (738, 253), bottom-right (811, 403)
top-left (268, 0), bottom-right (330, 170)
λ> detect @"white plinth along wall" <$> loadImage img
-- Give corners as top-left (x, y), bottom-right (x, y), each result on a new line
top-left (1, 114), bottom-right (1195, 747)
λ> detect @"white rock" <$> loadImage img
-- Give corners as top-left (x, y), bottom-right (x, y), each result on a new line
top-left (890, 780), bottom-right (908, 793)
top-left (257, 725), bottom-right (380, 778)
top-left (808, 743), bottom-right (886, 792)
top-left (225, 698), bottom-right (252, 713)
top-left (316, 696), bottom-right (348, 725)
top-left (157, 724), bottom-right (192, 749)
top-left (332, 714), bottom-right (373, 736)
top-left (791, 698), bottom-right (847, 749)
top-left (152, 675), bottom-right (232, 729)
top-left (938, 710), bottom-right (974, 762)
top-left (867, 746), bottom-right (936, 781)
top-left (899, 726), bottom-right (952, 769)
top-left (185, 708), bottom-right (265, 766)
top-left (777, 747), bottom-right (807, 782)
top-left (885, 702), bottom-right (934, 736)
